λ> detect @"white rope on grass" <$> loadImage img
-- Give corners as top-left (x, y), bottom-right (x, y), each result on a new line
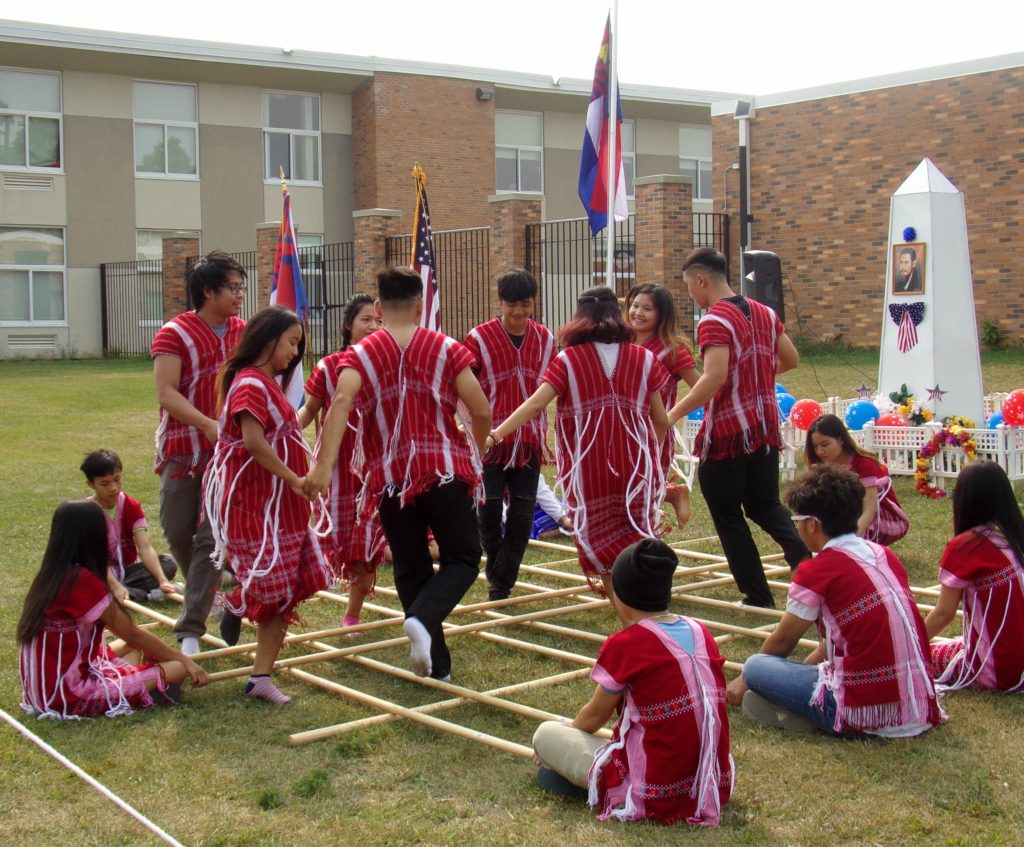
top-left (0, 706), bottom-right (185, 847)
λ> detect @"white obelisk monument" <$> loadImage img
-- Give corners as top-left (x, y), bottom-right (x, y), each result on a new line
top-left (878, 159), bottom-right (984, 423)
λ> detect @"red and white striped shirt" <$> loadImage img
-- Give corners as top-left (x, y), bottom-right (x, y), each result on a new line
top-left (695, 297), bottom-right (783, 461)
top-left (151, 311), bottom-right (244, 477)
top-left (638, 335), bottom-right (697, 476)
top-left (342, 326), bottom-right (480, 507)
top-left (464, 317), bottom-right (554, 467)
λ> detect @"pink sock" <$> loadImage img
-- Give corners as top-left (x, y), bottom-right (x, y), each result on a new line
top-left (343, 615), bottom-right (360, 628)
top-left (245, 675), bottom-right (291, 704)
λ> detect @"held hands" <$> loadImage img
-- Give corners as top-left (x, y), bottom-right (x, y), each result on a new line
top-left (725, 675), bottom-right (749, 708)
top-left (303, 464), bottom-right (331, 499)
top-left (289, 475), bottom-right (308, 498)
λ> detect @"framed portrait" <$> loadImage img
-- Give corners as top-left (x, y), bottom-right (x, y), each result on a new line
top-left (892, 242), bottom-right (926, 295)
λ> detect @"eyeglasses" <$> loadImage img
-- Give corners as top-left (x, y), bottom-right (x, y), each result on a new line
top-left (790, 514), bottom-right (816, 524)
top-left (226, 285), bottom-right (247, 295)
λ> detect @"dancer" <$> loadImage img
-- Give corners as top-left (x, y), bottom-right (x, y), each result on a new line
top-left (533, 539), bottom-right (732, 826)
top-left (626, 283), bottom-right (699, 529)
top-left (465, 269), bottom-right (554, 600)
top-left (298, 294), bottom-right (386, 630)
top-left (151, 251), bottom-right (246, 654)
top-left (805, 414), bottom-right (909, 544)
top-left (491, 285), bottom-right (669, 599)
top-left (727, 465), bottom-right (944, 737)
top-left (306, 267), bottom-right (491, 680)
top-left (19, 500), bottom-right (208, 719)
top-left (925, 460), bottom-right (1024, 692)
top-left (205, 306), bottom-right (333, 703)
top-left (667, 248), bottom-right (808, 608)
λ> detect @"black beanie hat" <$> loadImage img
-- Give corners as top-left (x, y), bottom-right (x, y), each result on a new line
top-left (612, 539), bottom-right (678, 612)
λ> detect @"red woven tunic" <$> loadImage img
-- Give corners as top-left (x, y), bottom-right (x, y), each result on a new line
top-left (848, 454), bottom-right (909, 546)
top-left (464, 317), bottom-right (554, 467)
top-left (93, 492), bottom-right (147, 580)
top-left (695, 299), bottom-right (783, 461)
top-left (931, 526), bottom-right (1024, 692)
top-left (542, 343), bottom-right (669, 578)
top-left (205, 367), bottom-right (331, 623)
top-left (588, 617), bottom-right (733, 826)
top-left (151, 311), bottom-right (244, 477)
top-left (788, 537), bottom-right (944, 734)
top-left (341, 327), bottom-right (480, 511)
top-left (19, 568), bottom-right (168, 719)
top-left (305, 352), bottom-right (386, 578)
top-left (637, 335), bottom-right (697, 477)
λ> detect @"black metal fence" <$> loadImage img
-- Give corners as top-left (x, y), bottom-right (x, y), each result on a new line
top-left (300, 241), bottom-right (356, 364)
top-left (100, 259), bottom-right (165, 357)
top-left (385, 227), bottom-right (490, 342)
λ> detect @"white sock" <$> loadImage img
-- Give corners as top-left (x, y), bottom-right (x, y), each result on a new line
top-left (181, 636), bottom-right (201, 656)
top-left (403, 617), bottom-right (432, 677)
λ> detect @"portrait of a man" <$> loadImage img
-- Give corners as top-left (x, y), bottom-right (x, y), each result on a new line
top-left (892, 243), bottom-right (926, 294)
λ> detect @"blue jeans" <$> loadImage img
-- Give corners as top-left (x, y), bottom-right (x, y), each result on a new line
top-left (742, 653), bottom-right (851, 736)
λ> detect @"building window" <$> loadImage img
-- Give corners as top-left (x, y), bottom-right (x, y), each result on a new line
top-left (263, 92), bottom-right (320, 183)
top-left (621, 120), bottom-right (635, 198)
top-left (495, 111), bottom-right (543, 193)
top-left (0, 69), bottom-right (61, 170)
top-left (133, 82), bottom-right (198, 177)
top-left (0, 227), bottom-right (65, 323)
top-left (680, 157), bottom-right (712, 201)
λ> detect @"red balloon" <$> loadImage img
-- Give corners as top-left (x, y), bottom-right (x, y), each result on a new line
top-left (789, 399), bottom-right (824, 431)
top-left (876, 413), bottom-right (909, 427)
top-left (1003, 389), bottom-right (1024, 427)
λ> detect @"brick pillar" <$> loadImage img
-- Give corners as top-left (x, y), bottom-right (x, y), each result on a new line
top-left (634, 174), bottom-right (695, 337)
top-left (353, 208), bottom-right (402, 295)
top-left (255, 222), bottom-right (281, 310)
top-left (489, 192), bottom-right (543, 311)
top-left (161, 233), bottom-right (201, 319)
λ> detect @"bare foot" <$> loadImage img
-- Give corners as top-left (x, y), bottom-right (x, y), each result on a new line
top-left (665, 484), bottom-right (692, 529)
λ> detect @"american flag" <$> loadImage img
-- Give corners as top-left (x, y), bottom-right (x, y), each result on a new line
top-left (410, 164), bottom-right (440, 332)
top-left (889, 301), bottom-right (924, 353)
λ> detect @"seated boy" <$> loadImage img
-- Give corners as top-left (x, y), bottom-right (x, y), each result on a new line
top-left (726, 464), bottom-right (944, 737)
top-left (81, 449), bottom-right (181, 604)
top-left (532, 539), bottom-right (733, 827)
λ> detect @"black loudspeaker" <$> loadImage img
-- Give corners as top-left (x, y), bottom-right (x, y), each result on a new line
top-left (742, 250), bottom-right (785, 322)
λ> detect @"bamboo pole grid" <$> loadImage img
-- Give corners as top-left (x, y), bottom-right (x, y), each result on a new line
top-left (127, 535), bottom-right (959, 759)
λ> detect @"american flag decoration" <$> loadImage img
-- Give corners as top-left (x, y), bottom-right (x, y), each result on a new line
top-left (889, 302), bottom-right (925, 353)
top-left (410, 164), bottom-right (440, 332)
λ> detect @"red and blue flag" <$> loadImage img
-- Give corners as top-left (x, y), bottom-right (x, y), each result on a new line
top-left (270, 182), bottom-right (309, 321)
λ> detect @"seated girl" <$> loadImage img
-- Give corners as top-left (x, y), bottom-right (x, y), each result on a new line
top-left (533, 539), bottom-right (733, 826)
top-left (726, 464), bottom-right (944, 737)
top-left (18, 500), bottom-right (208, 720)
top-left (925, 460), bottom-right (1024, 692)
top-left (805, 414), bottom-right (909, 545)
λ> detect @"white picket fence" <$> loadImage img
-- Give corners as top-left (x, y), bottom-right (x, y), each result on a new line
top-left (673, 393), bottom-right (1024, 490)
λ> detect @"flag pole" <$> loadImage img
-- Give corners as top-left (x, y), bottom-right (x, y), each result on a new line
top-left (604, 3), bottom-right (619, 289)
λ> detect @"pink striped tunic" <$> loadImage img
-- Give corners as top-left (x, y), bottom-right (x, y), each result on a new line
top-left (464, 317), bottom-right (554, 468)
top-left (849, 454), bottom-right (909, 546)
top-left (931, 526), bottom-right (1024, 692)
top-left (151, 310), bottom-right (244, 477)
top-left (205, 367), bottom-right (331, 623)
top-left (588, 617), bottom-right (733, 826)
top-left (542, 342), bottom-right (669, 578)
top-left (637, 335), bottom-right (697, 478)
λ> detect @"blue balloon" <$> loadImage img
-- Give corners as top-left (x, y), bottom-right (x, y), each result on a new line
top-left (776, 392), bottom-right (797, 420)
top-left (775, 382), bottom-right (787, 394)
top-left (687, 406), bottom-right (705, 422)
top-left (844, 400), bottom-right (880, 431)
top-left (987, 410), bottom-right (1004, 429)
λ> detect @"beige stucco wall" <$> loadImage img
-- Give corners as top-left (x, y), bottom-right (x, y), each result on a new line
top-left (322, 132), bottom-right (354, 242)
top-left (200, 125), bottom-right (263, 252)
top-left (63, 70), bottom-right (131, 119)
top-left (0, 176), bottom-right (67, 225)
top-left (264, 183), bottom-right (325, 236)
top-left (135, 178), bottom-right (202, 231)
top-left (198, 83), bottom-right (261, 128)
top-left (67, 266), bottom-right (103, 356)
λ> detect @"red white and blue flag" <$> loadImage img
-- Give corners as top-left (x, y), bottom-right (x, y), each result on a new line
top-left (411, 164), bottom-right (441, 332)
top-left (578, 15), bottom-right (627, 237)
top-left (270, 174), bottom-right (310, 407)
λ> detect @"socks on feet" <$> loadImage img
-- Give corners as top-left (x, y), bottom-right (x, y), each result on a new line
top-left (245, 675), bottom-right (292, 704)
top-left (403, 617), bottom-right (433, 677)
top-left (180, 636), bottom-right (201, 656)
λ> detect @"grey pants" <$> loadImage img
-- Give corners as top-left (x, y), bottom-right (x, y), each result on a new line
top-left (533, 721), bottom-right (605, 789)
top-left (158, 464), bottom-right (221, 642)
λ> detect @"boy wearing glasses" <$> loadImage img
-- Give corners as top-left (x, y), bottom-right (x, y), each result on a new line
top-left (151, 251), bottom-right (246, 655)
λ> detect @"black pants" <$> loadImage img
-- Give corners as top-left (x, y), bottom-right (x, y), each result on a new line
top-left (379, 480), bottom-right (481, 678)
top-left (697, 447), bottom-right (809, 608)
top-left (121, 554), bottom-right (178, 603)
top-left (479, 458), bottom-right (541, 600)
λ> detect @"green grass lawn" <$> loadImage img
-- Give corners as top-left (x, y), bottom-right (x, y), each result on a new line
top-left (1, 350), bottom-right (1023, 846)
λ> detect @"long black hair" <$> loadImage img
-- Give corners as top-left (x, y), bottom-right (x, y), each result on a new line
top-left (560, 285), bottom-right (632, 347)
top-left (952, 460), bottom-right (1024, 565)
top-left (804, 413), bottom-right (876, 467)
top-left (17, 500), bottom-right (110, 644)
top-left (217, 305), bottom-right (305, 404)
top-left (340, 293), bottom-right (375, 350)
